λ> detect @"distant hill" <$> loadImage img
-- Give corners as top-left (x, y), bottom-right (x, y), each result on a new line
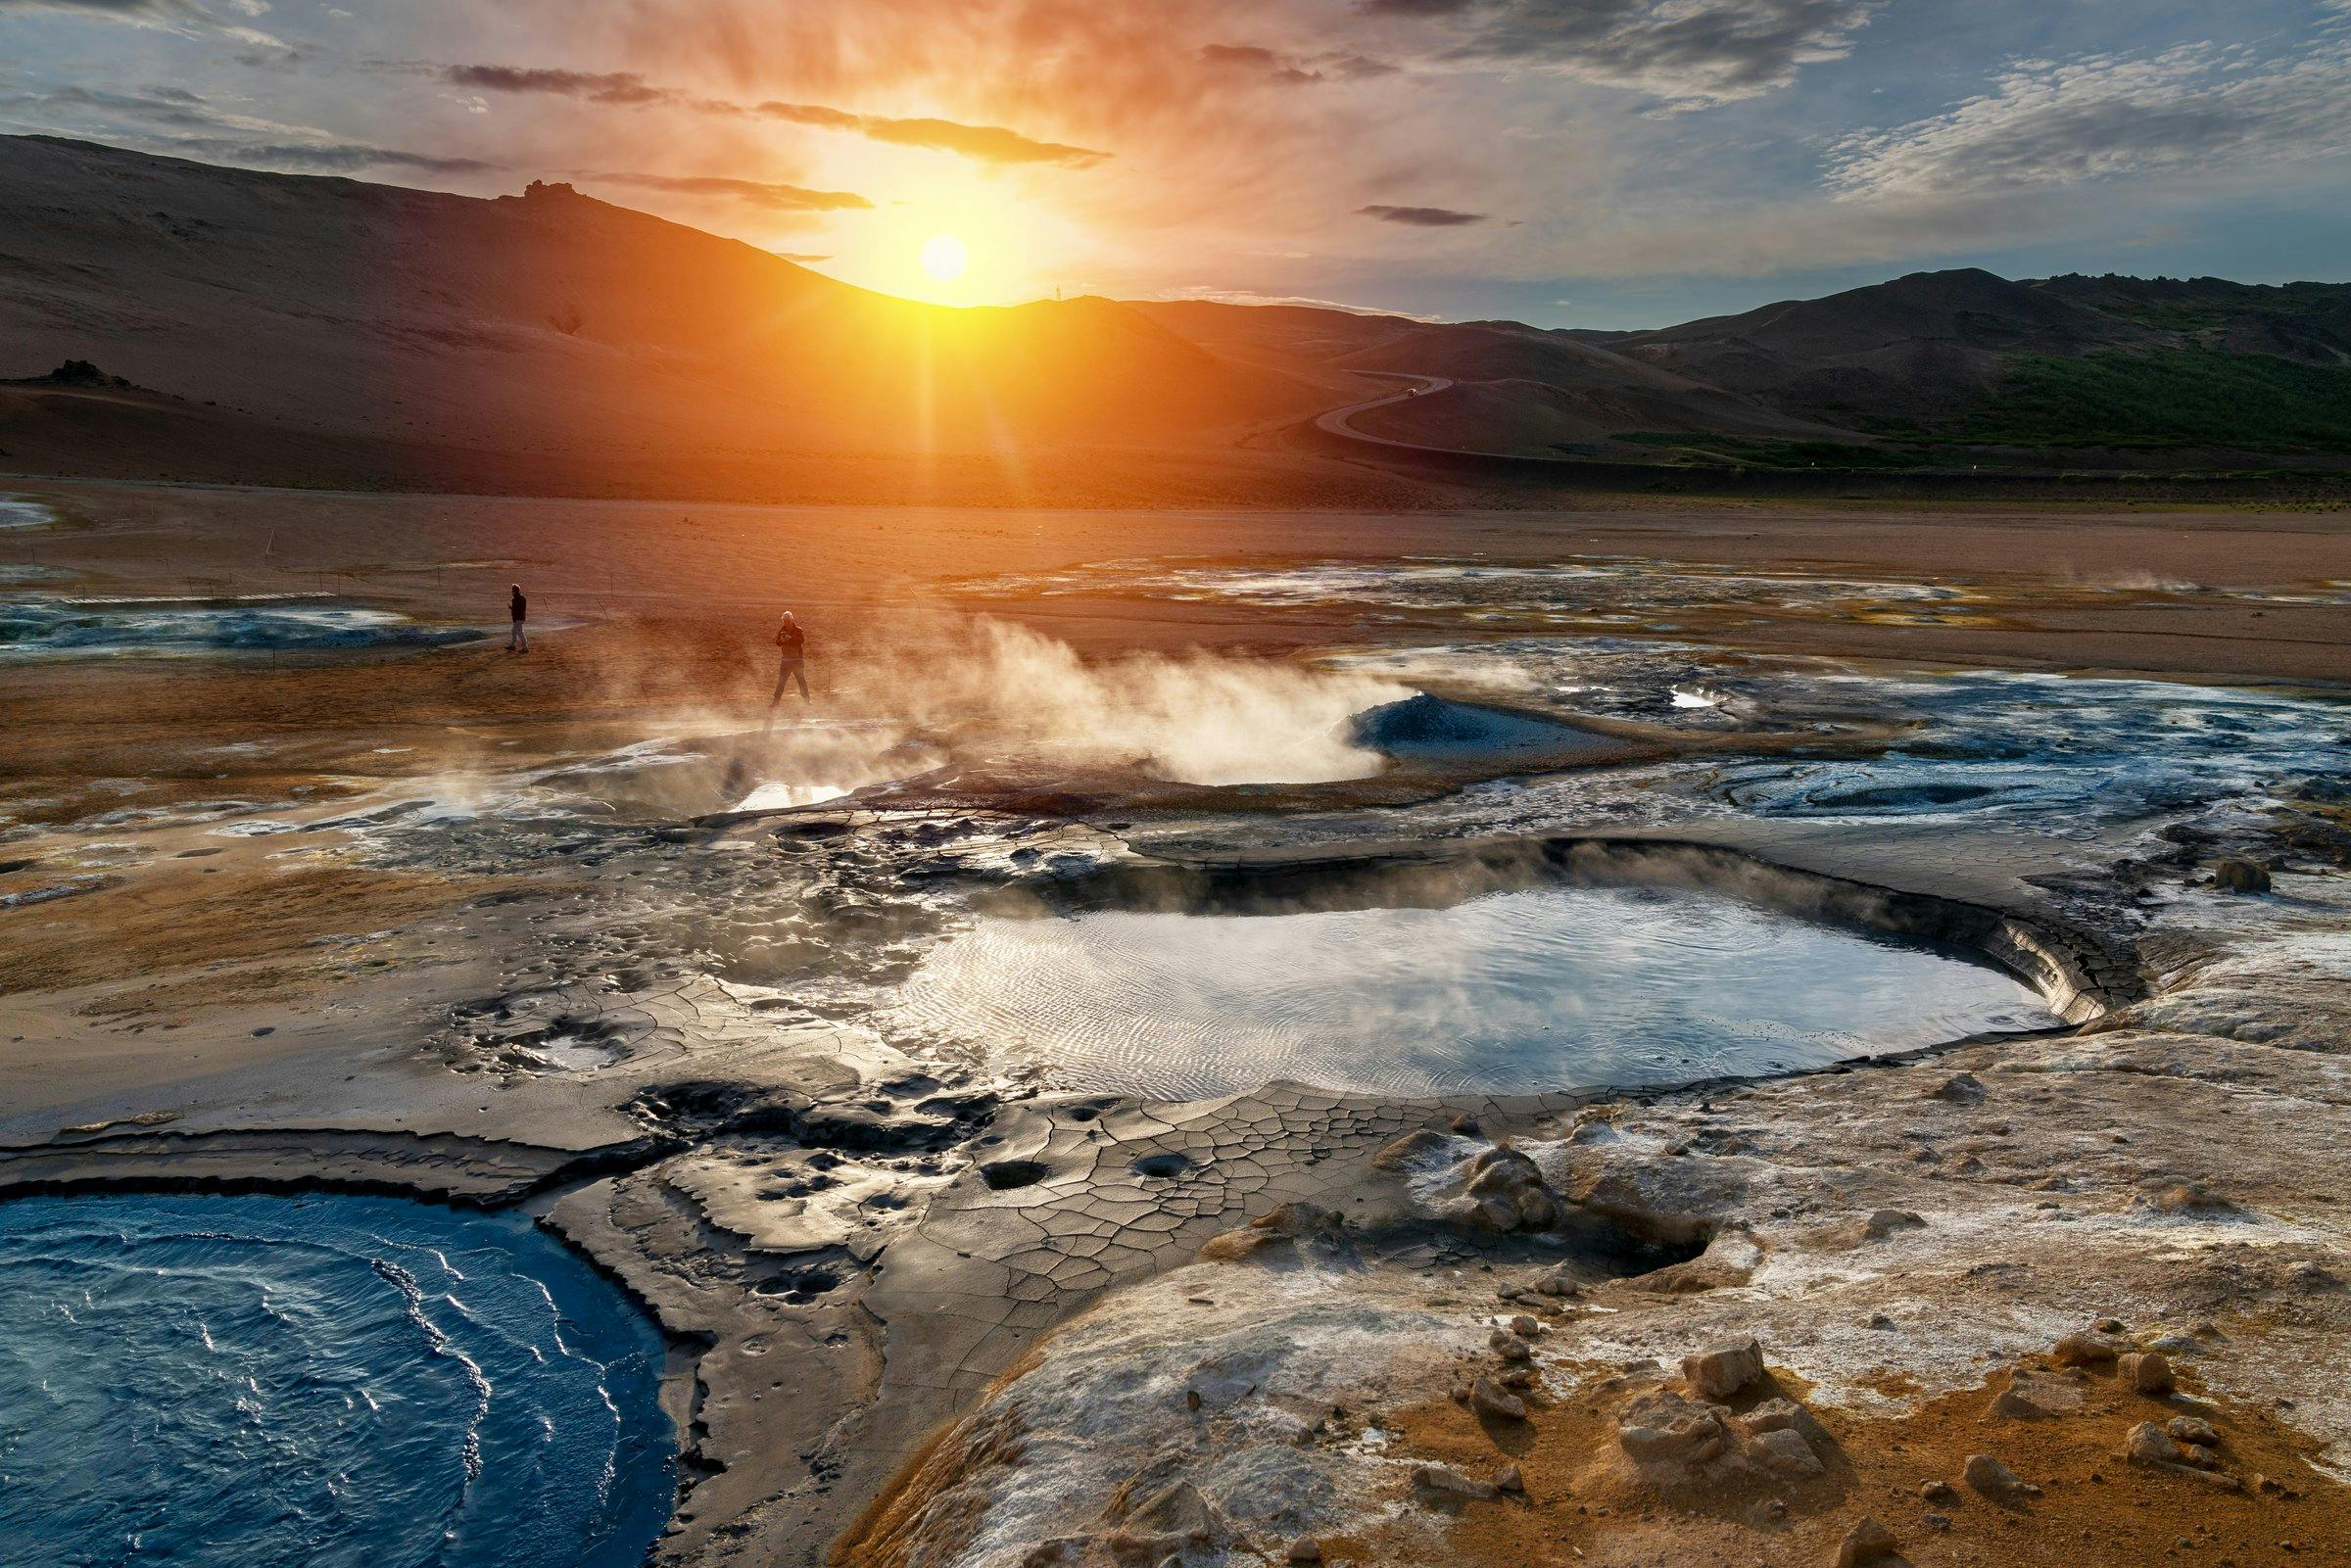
top-left (1147, 267), bottom-right (2351, 468)
top-left (6, 135), bottom-right (2345, 495)
top-left (0, 135), bottom-right (1329, 478)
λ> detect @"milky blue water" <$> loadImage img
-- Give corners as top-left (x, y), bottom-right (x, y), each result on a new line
top-left (1703, 671), bottom-right (2351, 830)
top-left (0, 496), bottom-right (56, 530)
top-left (0, 1194), bottom-right (672, 1568)
top-left (0, 595), bottom-right (480, 656)
top-left (887, 882), bottom-right (2057, 1099)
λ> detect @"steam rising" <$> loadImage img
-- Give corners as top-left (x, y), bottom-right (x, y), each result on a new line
top-left (859, 618), bottom-right (1409, 785)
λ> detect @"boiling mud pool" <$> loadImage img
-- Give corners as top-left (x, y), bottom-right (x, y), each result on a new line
top-left (0, 594), bottom-right (479, 656)
top-left (887, 883), bottom-right (2057, 1100)
top-left (0, 1194), bottom-right (672, 1568)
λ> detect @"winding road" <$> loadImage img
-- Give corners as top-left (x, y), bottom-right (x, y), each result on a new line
top-left (1310, 372), bottom-right (1456, 450)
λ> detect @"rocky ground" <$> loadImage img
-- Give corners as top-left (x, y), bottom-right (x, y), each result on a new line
top-left (2, 482), bottom-right (2347, 1567)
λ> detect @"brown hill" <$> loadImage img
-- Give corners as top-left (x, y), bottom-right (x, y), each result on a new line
top-left (0, 135), bottom-right (1324, 465)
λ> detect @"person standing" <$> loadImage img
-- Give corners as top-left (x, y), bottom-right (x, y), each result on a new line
top-left (507, 583), bottom-right (529, 653)
top-left (770, 610), bottom-right (809, 704)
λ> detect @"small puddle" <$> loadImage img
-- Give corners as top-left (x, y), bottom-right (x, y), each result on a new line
top-left (0, 495), bottom-right (57, 530)
top-left (885, 879), bottom-right (2057, 1099)
top-left (0, 1192), bottom-right (673, 1568)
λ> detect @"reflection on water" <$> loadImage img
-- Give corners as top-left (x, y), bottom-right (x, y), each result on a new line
top-left (885, 883), bottom-right (2056, 1099)
top-left (0, 1194), bottom-right (672, 1568)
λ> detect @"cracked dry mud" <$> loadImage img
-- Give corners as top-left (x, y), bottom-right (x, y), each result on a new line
top-left (4, 487), bottom-right (2349, 1568)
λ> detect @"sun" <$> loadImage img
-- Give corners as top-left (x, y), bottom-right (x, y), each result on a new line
top-left (919, 233), bottom-right (969, 283)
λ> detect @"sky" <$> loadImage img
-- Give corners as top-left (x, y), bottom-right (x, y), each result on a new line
top-left (2, 0), bottom-right (2347, 328)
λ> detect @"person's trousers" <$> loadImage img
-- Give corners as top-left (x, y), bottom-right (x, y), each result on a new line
top-left (772, 659), bottom-right (808, 701)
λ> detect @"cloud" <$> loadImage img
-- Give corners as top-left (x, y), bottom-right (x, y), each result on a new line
top-left (1198, 43), bottom-right (1323, 85)
top-left (753, 103), bottom-right (1108, 166)
top-left (1825, 39), bottom-right (2351, 199)
top-left (583, 170), bottom-right (872, 211)
top-left (0, 0), bottom-right (281, 46)
top-left (440, 62), bottom-right (1108, 166)
top-left (1359, 203), bottom-right (1488, 225)
top-left (168, 137), bottom-right (504, 174)
top-left (1198, 42), bottom-right (1399, 85)
top-left (443, 66), bottom-right (677, 107)
top-left (0, 80), bottom-right (501, 177)
top-left (1355, 0), bottom-right (1878, 105)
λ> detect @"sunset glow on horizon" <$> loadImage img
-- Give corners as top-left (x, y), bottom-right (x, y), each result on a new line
top-left (2, 1), bottom-right (2347, 326)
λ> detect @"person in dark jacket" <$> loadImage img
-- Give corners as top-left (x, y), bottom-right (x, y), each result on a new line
top-left (770, 611), bottom-right (808, 703)
top-left (507, 583), bottom-right (528, 653)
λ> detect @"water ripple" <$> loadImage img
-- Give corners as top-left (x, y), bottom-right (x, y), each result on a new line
top-left (0, 1194), bottom-right (670, 1568)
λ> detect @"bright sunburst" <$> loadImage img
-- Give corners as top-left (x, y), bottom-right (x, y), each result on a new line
top-left (919, 234), bottom-right (969, 282)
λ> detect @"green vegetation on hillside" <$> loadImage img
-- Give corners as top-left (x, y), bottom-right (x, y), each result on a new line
top-left (1615, 432), bottom-right (1932, 469)
top-left (1961, 349), bottom-right (2351, 451)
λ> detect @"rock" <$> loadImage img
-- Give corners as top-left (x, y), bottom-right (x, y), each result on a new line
top-left (2287, 1260), bottom-right (2340, 1293)
top-left (1683, 1337), bottom-right (1766, 1400)
top-left (1820, 1208), bottom-right (1928, 1250)
top-left (2147, 1181), bottom-right (2239, 1215)
top-left (1929, 1071), bottom-right (1987, 1103)
top-left (2212, 857), bottom-right (2272, 893)
top-left (1462, 1146), bottom-right (1561, 1232)
top-left (1414, 1463), bottom-right (1500, 1503)
top-left (1924, 1511), bottom-right (1952, 1530)
top-left (2120, 1351), bottom-right (2175, 1395)
top-left (1488, 1328), bottom-right (1534, 1362)
top-left (1631, 1227), bottom-right (1762, 1295)
top-left (2051, 1331), bottom-right (2122, 1367)
top-left (1751, 1426), bottom-right (1824, 1478)
top-left (1127, 1480), bottom-right (1213, 1539)
top-left (1836, 1516), bottom-right (1898, 1567)
top-left (1920, 1479), bottom-right (1956, 1502)
top-left (1735, 1398), bottom-right (1803, 1437)
top-left (1470, 1376), bottom-right (1528, 1423)
top-left (1474, 1196), bottom-right (1522, 1231)
top-left (1963, 1453), bottom-right (2038, 1498)
top-left (1202, 1202), bottom-right (1348, 1257)
top-left (1494, 1463), bottom-right (1524, 1495)
top-left (1251, 1203), bottom-right (1341, 1238)
top-left (1284, 1539), bottom-right (1323, 1563)
top-left (1509, 1314), bottom-right (1541, 1339)
top-left (1618, 1390), bottom-right (1731, 1472)
top-left (1372, 1129), bottom-right (1453, 1170)
top-left (2127, 1437), bottom-right (2243, 1489)
top-left (2125, 1421), bottom-right (2191, 1466)
top-left (2168, 1416), bottom-right (2220, 1447)
top-left (1533, 1267), bottom-right (1581, 1298)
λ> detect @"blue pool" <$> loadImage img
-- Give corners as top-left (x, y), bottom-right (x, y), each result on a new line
top-left (0, 1193), bottom-right (672, 1568)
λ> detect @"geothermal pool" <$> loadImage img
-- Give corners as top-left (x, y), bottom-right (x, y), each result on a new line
top-left (0, 594), bottom-right (479, 656)
top-left (885, 882), bottom-right (2060, 1099)
top-left (0, 1193), bottom-right (672, 1568)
